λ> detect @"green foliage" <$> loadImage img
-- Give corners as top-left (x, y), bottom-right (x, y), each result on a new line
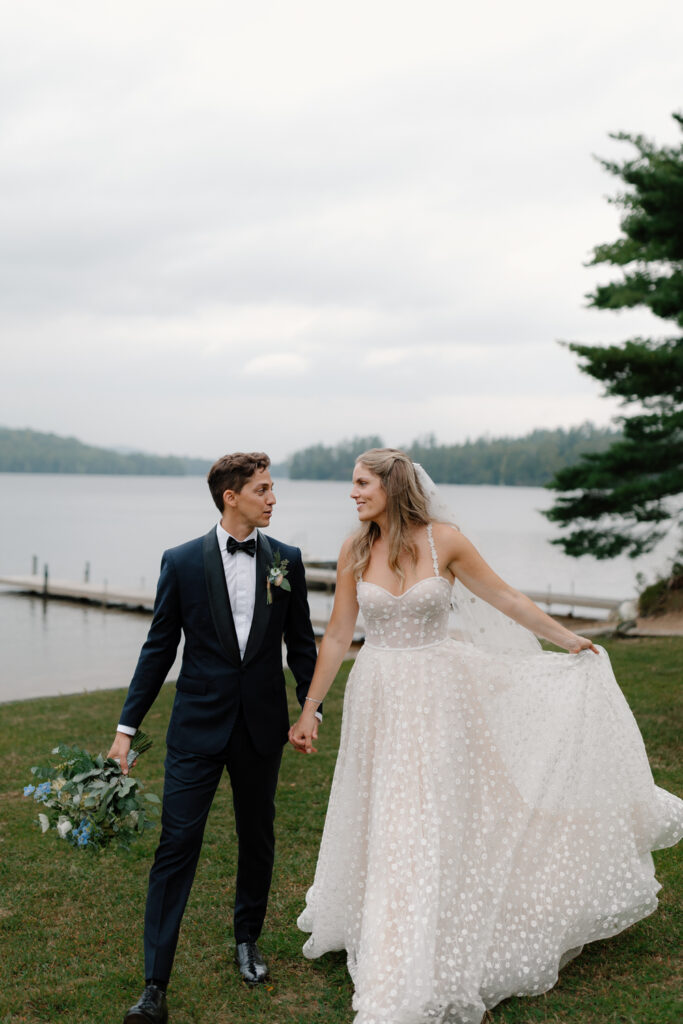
top-left (638, 554), bottom-right (683, 617)
top-left (0, 427), bottom-right (211, 475)
top-left (407, 424), bottom-right (620, 486)
top-left (586, 116), bottom-right (683, 326)
top-left (289, 435), bottom-right (384, 480)
top-left (288, 425), bottom-right (620, 485)
top-left (547, 114), bottom-right (683, 559)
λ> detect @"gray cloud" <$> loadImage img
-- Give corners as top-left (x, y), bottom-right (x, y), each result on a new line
top-left (1, 0), bottom-right (681, 459)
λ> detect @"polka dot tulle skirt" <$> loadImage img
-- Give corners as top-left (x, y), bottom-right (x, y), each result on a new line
top-left (298, 577), bottom-right (683, 1024)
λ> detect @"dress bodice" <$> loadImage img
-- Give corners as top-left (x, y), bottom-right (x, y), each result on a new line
top-left (357, 524), bottom-right (452, 650)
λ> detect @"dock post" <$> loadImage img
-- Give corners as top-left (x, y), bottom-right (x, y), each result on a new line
top-left (43, 564), bottom-right (49, 596)
top-left (84, 561), bottom-right (90, 583)
top-left (32, 555), bottom-right (38, 575)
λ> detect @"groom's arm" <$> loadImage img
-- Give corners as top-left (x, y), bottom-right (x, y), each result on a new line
top-left (116, 551), bottom-right (183, 733)
top-left (282, 548), bottom-right (319, 712)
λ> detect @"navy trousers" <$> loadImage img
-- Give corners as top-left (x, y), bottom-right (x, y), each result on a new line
top-left (143, 713), bottom-right (283, 982)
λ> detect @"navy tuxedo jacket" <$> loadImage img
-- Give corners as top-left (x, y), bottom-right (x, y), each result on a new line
top-left (118, 528), bottom-right (317, 756)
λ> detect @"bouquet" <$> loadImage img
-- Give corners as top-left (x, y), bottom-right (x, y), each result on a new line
top-left (23, 730), bottom-right (160, 850)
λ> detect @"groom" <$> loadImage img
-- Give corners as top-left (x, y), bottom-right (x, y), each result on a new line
top-left (108, 452), bottom-right (318, 1024)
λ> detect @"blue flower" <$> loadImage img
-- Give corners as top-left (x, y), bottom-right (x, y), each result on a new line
top-left (34, 782), bottom-right (52, 802)
top-left (72, 818), bottom-right (93, 844)
top-left (23, 784), bottom-right (36, 796)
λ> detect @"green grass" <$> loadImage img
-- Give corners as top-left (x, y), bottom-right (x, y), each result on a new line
top-left (1, 637), bottom-right (681, 1024)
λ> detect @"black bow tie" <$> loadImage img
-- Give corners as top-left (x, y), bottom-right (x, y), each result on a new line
top-left (226, 536), bottom-right (256, 557)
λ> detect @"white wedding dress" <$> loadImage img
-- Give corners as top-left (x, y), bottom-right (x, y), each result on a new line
top-left (298, 525), bottom-right (683, 1024)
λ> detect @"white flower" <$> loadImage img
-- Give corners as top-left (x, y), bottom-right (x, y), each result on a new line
top-left (38, 813), bottom-right (50, 833)
top-left (56, 817), bottom-right (73, 839)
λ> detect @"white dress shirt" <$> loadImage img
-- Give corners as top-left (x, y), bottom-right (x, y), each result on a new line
top-left (217, 522), bottom-right (258, 658)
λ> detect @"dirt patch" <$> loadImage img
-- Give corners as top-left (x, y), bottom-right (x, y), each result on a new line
top-left (633, 610), bottom-right (683, 636)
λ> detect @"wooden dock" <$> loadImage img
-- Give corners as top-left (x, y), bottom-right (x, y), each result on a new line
top-left (0, 570), bottom-right (622, 619)
top-left (0, 571), bottom-right (344, 636)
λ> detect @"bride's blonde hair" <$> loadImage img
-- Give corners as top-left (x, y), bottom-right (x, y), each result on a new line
top-left (349, 448), bottom-right (430, 582)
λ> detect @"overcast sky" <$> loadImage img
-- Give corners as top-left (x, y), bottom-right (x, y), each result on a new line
top-left (1, 1), bottom-right (681, 462)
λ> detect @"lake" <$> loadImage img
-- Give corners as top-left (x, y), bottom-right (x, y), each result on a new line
top-left (0, 474), bottom-right (677, 704)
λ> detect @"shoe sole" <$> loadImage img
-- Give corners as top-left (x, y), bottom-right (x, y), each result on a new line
top-left (123, 1013), bottom-right (168, 1024)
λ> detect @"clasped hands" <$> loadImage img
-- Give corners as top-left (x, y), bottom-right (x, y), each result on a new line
top-left (288, 707), bottom-right (320, 754)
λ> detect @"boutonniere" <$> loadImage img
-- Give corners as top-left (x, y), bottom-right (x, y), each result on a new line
top-left (266, 550), bottom-right (291, 604)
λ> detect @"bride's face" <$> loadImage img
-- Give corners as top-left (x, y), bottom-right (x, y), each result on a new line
top-left (351, 462), bottom-right (387, 522)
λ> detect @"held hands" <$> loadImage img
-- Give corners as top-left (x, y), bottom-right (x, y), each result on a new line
top-left (288, 707), bottom-right (319, 754)
top-left (106, 732), bottom-right (135, 775)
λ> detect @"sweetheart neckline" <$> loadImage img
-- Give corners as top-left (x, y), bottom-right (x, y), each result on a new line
top-left (358, 576), bottom-right (452, 599)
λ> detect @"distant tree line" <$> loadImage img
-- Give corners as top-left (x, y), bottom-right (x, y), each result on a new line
top-left (0, 428), bottom-right (211, 475)
top-left (289, 436), bottom-right (384, 480)
top-left (0, 424), bottom-right (623, 486)
top-left (287, 425), bottom-right (621, 486)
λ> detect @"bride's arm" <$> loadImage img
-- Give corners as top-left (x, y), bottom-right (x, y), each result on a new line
top-left (289, 538), bottom-right (360, 753)
top-left (435, 524), bottom-right (599, 654)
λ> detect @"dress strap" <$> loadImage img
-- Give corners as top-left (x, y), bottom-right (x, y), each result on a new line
top-left (426, 523), bottom-right (439, 577)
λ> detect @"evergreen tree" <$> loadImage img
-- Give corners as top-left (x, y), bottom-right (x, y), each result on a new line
top-left (546, 115), bottom-right (683, 558)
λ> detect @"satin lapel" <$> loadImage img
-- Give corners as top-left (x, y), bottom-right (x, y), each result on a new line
top-left (242, 532), bottom-right (273, 667)
top-left (202, 529), bottom-right (240, 666)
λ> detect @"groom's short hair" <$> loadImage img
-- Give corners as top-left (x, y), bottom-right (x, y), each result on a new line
top-left (208, 452), bottom-right (271, 510)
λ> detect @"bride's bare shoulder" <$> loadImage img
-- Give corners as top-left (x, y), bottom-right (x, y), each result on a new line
top-left (337, 534), bottom-right (357, 566)
top-left (431, 520), bottom-right (467, 555)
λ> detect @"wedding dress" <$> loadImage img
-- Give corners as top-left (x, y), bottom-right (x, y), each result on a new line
top-left (297, 524), bottom-right (683, 1024)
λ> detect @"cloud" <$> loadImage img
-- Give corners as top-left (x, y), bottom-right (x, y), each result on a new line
top-left (242, 352), bottom-right (310, 376)
top-left (0, 1), bottom-right (681, 459)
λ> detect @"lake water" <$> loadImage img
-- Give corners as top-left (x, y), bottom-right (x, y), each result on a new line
top-left (0, 474), bottom-right (677, 704)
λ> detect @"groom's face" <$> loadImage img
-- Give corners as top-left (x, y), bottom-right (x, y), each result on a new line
top-left (223, 468), bottom-right (276, 531)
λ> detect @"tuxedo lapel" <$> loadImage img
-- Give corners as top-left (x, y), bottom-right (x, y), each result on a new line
top-left (242, 532), bottom-right (273, 667)
top-left (202, 529), bottom-right (241, 666)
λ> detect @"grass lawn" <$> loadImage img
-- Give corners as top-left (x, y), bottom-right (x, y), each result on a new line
top-left (0, 636), bottom-right (681, 1024)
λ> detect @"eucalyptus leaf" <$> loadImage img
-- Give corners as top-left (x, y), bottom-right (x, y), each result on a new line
top-left (72, 769), bottom-right (102, 784)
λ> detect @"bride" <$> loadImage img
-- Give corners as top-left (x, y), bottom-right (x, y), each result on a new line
top-left (289, 447), bottom-right (683, 1024)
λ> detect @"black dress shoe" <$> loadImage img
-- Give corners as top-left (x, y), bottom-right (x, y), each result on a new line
top-left (123, 984), bottom-right (168, 1024)
top-left (234, 941), bottom-right (269, 984)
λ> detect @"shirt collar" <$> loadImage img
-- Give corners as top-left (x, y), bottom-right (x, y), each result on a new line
top-left (216, 522), bottom-right (258, 546)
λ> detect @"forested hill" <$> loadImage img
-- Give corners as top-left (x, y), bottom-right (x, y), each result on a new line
top-left (288, 424), bottom-right (621, 486)
top-left (1, 424), bottom-right (620, 484)
top-left (0, 427), bottom-right (211, 475)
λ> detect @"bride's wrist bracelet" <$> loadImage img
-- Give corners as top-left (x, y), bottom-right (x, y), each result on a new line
top-left (304, 696), bottom-right (322, 708)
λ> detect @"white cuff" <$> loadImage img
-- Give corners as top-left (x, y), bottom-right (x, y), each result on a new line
top-left (116, 724), bottom-right (137, 736)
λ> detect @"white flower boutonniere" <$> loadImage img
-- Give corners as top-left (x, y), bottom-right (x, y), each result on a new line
top-left (266, 550), bottom-right (291, 604)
